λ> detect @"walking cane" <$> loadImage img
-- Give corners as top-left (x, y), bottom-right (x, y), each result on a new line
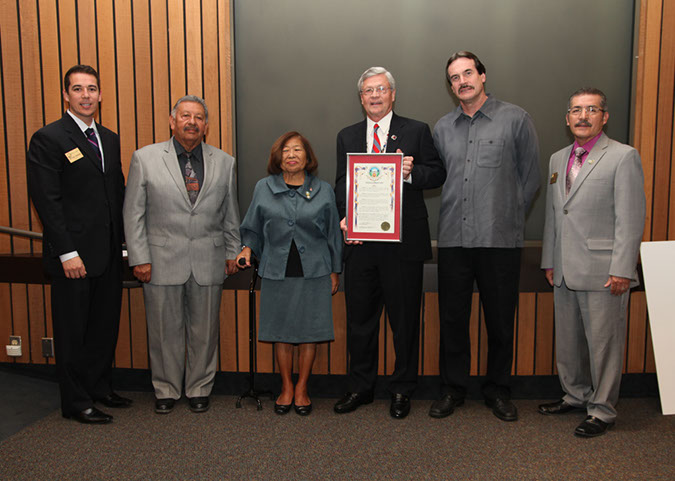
top-left (236, 256), bottom-right (274, 409)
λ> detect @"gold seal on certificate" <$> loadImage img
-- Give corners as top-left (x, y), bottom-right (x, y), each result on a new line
top-left (345, 153), bottom-right (403, 242)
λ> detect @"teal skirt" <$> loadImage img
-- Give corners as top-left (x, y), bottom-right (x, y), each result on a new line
top-left (258, 275), bottom-right (334, 343)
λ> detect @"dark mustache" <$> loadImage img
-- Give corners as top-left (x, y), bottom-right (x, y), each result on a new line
top-left (575, 120), bottom-right (592, 127)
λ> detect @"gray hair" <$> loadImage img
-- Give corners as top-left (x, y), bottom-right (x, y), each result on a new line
top-left (171, 95), bottom-right (209, 122)
top-left (567, 87), bottom-right (607, 112)
top-left (357, 67), bottom-right (396, 92)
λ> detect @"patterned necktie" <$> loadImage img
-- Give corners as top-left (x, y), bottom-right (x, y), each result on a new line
top-left (566, 146), bottom-right (586, 195)
top-left (85, 128), bottom-right (104, 171)
top-left (183, 152), bottom-right (200, 205)
top-left (372, 123), bottom-right (382, 153)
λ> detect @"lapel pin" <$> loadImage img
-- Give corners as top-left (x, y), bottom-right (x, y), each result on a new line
top-left (390, 135), bottom-right (397, 141)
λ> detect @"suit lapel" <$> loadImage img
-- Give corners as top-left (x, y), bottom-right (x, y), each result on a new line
top-left (566, 133), bottom-right (608, 202)
top-left (556, 145), bottom-right (572, 202)
top-left (162, 139), bottom-right (192, 206)
top-left (386, 113), bottom-right (404, 153)
top-left (196, 142), bottom-right (214, 208)
top-left (354, 120), bottom-right (367, 152)
top-left (62, 114), bottom-right (103, 172)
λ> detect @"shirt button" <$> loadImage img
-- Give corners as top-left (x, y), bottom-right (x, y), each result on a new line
top-left (563, 210), bottom-right (568, 215)
top-left (464, 178), bottom-right (468, 182)
top-left (299, 246), bottom-right (305, 254)
top-left (467, 159), bottom-right (471, 162)
top-left (289, 191), bottom-right (295, 197)
top-left (469, 140), bottom-right (473, 144)
top-left (288, 220), bottom-right (294, 226)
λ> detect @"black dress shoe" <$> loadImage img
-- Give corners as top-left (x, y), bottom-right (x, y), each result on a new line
top-left (188, 396), bottom-right (210, 413)
top-left (429, 394), bottom-right (465, 418)
top-left (97, 392), bottom-right (133, 408)
top-left (334, 392), bottom-right (374, 414)
top-left (274, 402), bottom-right (292, 415)
top-left (155, 398), bottom-right (176, 414)
top-left (294, 403), bottom-right (313, 416)
top-left (538, 399), bottom-right (584, 415)
top-left (485, 397), bottom-right (518, 422)
top-left (66, 407), bottom-right (113, 424)
top-left (390, 393), bottom-right (411, 419)
top-left (574, 416), bottom-right (614, 438)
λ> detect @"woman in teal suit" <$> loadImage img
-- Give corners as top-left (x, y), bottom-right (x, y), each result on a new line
top-left (236, 131), bottom-right (342, 416)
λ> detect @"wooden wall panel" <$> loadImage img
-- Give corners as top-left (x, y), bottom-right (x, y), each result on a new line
top-left (534, 293), bottom-right (555, 375)
top-left (0, 285), bottom-right (12, 363)
top-left (422, 293), bottom-right (439, 376)
top-left (26, 284), bottom-right (46, 363)
top-left (330, 293), bottom-right (347, 375)
top-left (1, 1), bottom-right (30, 254)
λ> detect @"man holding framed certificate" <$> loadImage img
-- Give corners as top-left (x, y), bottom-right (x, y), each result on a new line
top-left (334, 67), bottom-right (446, 419)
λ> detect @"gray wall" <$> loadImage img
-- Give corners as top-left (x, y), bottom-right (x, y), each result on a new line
top-left (233, 0), bottom-right (635, 240)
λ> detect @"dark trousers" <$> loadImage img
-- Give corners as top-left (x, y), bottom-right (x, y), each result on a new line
top-left (51, 256), bottom-right (122, 416)
top-left (437, 247), bottom-right (521, 400)
top-left (343, 243), bottom-right (423, 396)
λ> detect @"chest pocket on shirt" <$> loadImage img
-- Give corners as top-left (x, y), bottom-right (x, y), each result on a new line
top-left (477, 139), bottom-right (504, 168)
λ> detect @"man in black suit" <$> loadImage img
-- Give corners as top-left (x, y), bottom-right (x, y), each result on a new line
top-left (334, 66), bottom-right (446, 419)
top-left (27, 65), bottom-right (130, 424)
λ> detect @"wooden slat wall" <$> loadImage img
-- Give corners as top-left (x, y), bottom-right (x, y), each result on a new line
top-left (0, 1), bottom-right (670, 378)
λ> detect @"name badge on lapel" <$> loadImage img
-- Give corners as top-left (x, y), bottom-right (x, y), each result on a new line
top-left (550, 172), bottom-right (558, 184)
top-left (65, 148), bottom-right (84, 163)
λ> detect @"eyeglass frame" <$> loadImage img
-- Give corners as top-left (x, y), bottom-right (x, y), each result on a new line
top-left (567, 105), bottom-right (606, 116)
top-left (359, 85), bottom-right (392, 96)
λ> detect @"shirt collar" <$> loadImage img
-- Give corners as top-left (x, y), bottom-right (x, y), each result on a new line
top-left (452, 93), bottom-right (495, 124)
top-left (67, 110), bottom-right (96, 133)
top-left (573, 132), bottom-right (603, 154)
top-left (173, 137), bottom-right (203, 161)
top-left (367, 110), bottom-right (393, 134)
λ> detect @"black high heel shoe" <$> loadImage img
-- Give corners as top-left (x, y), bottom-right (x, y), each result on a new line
top-left (294, 403), bottom-right (312, 416)
top-left (274, 399), bottom-right (293, 415)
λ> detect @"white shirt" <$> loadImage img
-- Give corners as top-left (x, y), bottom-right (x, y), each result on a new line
top-left (366, 111), bottom-right (393, 153)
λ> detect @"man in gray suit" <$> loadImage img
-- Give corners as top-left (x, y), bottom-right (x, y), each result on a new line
top-left (540, 87), bottom-right (645, 437)
top-left (123, 95), bottom-right (240, 414)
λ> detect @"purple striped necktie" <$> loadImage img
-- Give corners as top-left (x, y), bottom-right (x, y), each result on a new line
top-left (85, 128), bottom-right (104, 171)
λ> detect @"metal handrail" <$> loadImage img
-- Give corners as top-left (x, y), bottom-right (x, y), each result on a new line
top-left (0, 226), bottom-right (42, 240)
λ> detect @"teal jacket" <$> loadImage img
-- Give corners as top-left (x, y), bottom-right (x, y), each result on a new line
top-left (240, 173), bottom-right (343, 280)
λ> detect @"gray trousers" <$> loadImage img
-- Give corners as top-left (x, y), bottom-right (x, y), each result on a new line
top-left (143, 276), bottom-right (222, 399)
top-left (554, 279), bottom-right (629, 422)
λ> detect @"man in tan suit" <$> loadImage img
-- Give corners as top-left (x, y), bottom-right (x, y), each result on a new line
top-left (123, 95), bottom-right (240, 414)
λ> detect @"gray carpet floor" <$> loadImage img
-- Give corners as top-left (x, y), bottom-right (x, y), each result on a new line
top-left (1, 391), bottom-right (673, 480)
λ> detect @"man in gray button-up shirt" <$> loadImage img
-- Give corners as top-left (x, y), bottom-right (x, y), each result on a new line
top-left (429, 51), bottom-right (540, 422)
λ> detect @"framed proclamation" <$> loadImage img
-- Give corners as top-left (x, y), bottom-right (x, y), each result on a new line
top-left (345, 153), bottom-right (403, 242)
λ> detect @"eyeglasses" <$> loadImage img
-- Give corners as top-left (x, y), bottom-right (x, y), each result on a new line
top-left (568, 106), bottom-right (605, 116)
top-left (360, 86), bottom-right (391, 96)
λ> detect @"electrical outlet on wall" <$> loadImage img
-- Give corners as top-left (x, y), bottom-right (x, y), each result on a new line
top-left (41, 337), bottom-right (55, 357)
